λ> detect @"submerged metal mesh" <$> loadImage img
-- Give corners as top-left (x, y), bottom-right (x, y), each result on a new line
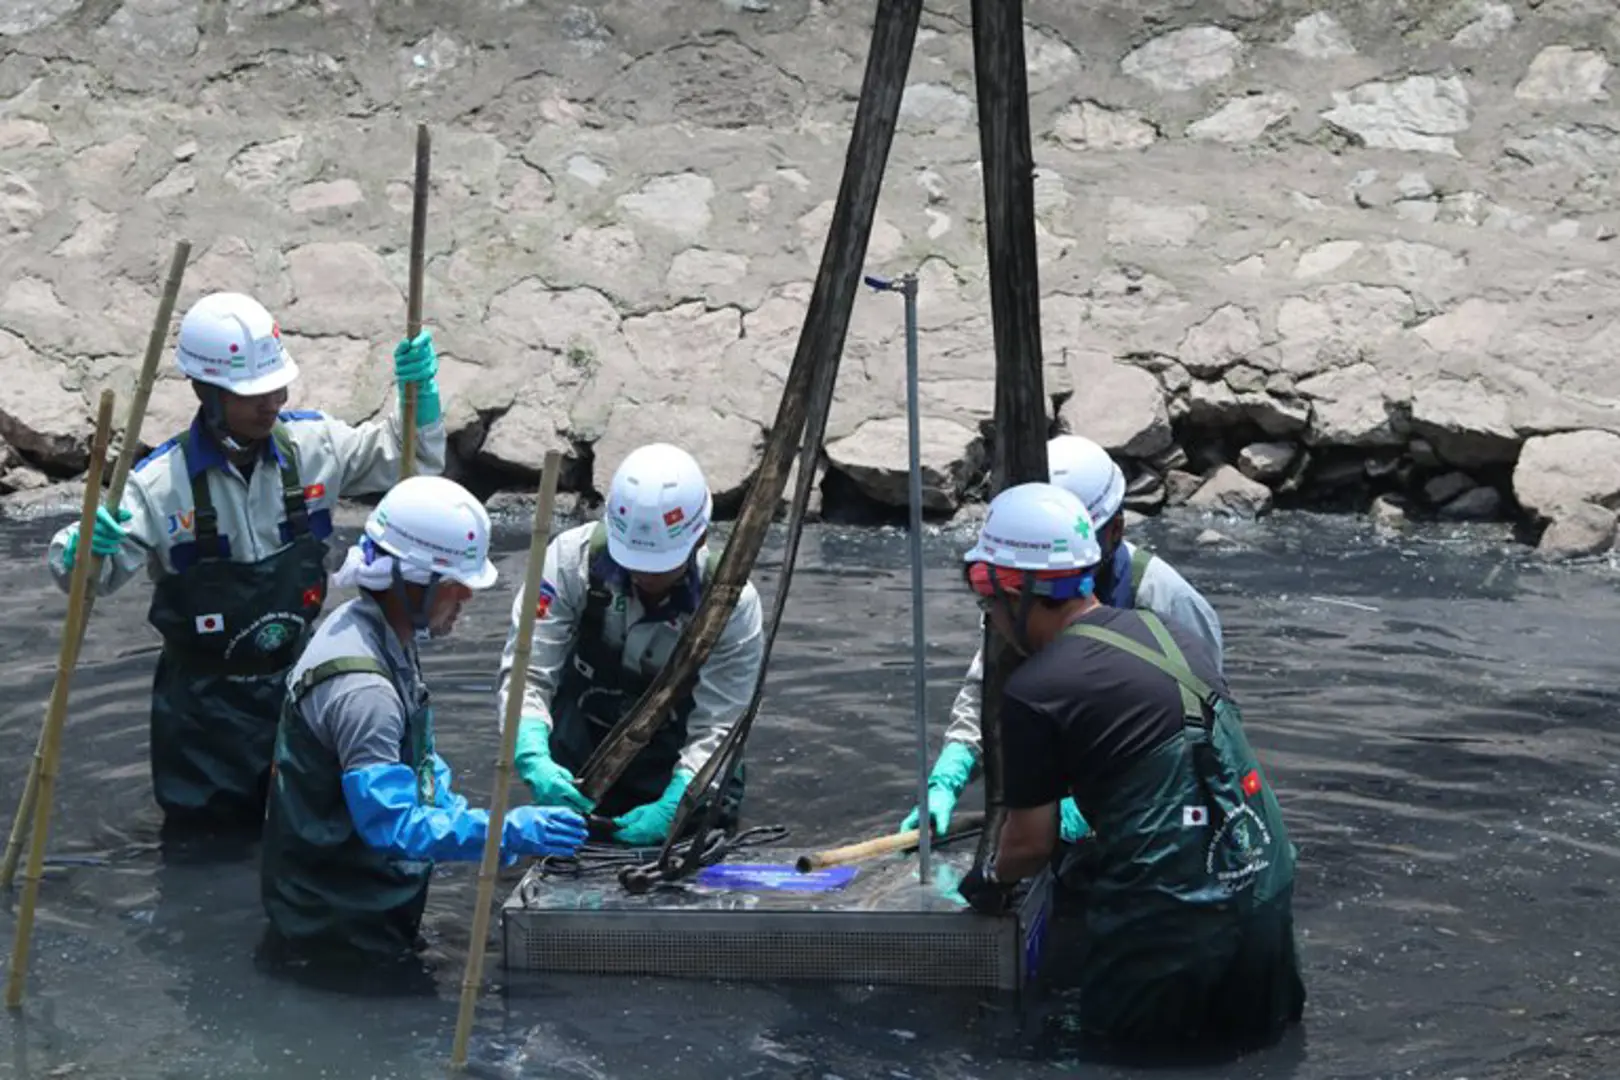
top-left (503, 915), bottom-right (1024, 988)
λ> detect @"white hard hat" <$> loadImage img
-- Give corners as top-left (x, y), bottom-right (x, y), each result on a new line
top-left (603, 443), bottom-right (713, 574)
top-left (364, 476), bottom-right (498, 590)
top-left (963, 482), bottom-right (1102, 572)
top-left (1047, 435), bottom-right (1126, 527)
top-left (175, 292), bottom-right (300, 396)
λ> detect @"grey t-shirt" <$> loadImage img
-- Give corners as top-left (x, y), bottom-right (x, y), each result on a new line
top-left (285, 596), bottom-right (426, 773)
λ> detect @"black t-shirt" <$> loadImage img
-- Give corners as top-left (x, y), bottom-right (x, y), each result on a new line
top-left (1000, 605), bottom-right (1229, 810)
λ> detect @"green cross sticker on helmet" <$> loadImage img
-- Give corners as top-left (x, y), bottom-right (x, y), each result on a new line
top-left (962, 482), bottom-right (1104, 571)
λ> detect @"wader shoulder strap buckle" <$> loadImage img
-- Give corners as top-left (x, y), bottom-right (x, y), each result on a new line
top-left (271, 424), bottom-right (311, 539)
top-left (1063, 612), bottom-right (1217, 724)
top-left (178, 431), bottom-right (225, 559)
top-left (582, 522), bottom-right (616, 647)
top-left (291, 655), bottom-right (391, 703)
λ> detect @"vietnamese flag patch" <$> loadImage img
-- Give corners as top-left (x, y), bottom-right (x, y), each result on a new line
top-left (663, 506), bottom-right (684, 527)
top-left (303, 483), bottom-right (326, 501)
top-left (302, 586), bottom-right (324, 609)
top-left (534, 580), bottom-right (558, 620)
top-left (1242, 769), bottom-right (1263, 797)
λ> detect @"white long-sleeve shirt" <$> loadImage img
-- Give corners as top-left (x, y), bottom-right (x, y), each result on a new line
top-left (46, 402), bottom-right (446, 595)
top-left (495, 521), bottom-right (765, 779)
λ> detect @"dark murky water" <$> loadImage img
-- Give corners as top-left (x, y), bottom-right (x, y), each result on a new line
top-left (1, 502), bottom-right (1618, 1080)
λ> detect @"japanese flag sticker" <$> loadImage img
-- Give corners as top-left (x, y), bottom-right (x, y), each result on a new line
top-left (195, 614), bottom-right (224, 634)
top-left (1182, 805), bottom-right (1209, 827)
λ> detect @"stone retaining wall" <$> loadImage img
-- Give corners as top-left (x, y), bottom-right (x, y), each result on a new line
top-left (2, 1), bottom-right (1618, 556)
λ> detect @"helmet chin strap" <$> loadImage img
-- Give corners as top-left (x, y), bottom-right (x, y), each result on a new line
top-left (986, 571), bottom-right (1039, 657)
top-left (198, 384), bottom-right (254, 454)
top-left (389, 562), bottom-right (443, 644)
top-left (982, 566), bottom-right (1096, 657)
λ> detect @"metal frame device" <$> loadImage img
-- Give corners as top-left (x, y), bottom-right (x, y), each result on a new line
top-left (501, 854), bottom-right (1055, 991)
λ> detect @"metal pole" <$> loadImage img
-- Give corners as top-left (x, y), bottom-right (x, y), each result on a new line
top-left (900, 272), bottom-right (931, 885)
top-left (865, 270), bottom-right (931, 884)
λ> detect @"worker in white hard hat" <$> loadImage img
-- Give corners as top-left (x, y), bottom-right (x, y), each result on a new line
top-left (260, 475), bottom-right (587, 962)
top-left (495, 443), bottom-right (765, 848)
top-left (953, 482), bottom-right (1303, 1051)
top-left (45, 291), bottom-right (448, 835)
top-left (899, 434), bottom-right (1224, 847)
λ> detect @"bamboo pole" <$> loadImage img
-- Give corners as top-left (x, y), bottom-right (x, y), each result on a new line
top-left (399, 123), bottom-right (430, 480)
top-left (5, 389), bottom-right (118, 1009)
top-left (0, 240), bottom-right (191, 889)
top-left (448, 449), bottom-right (563, 1071)
top-left (794, 812), bottom-right (987, 874)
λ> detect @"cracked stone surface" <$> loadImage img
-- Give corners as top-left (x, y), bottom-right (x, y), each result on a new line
top-left (0, 0), bottom-right (1617, 524)
top-left (1321, 75), bottom-right (1473, 156)
top-left (1279, 13), bottom-right (1355, 59)
top-left (1514, 46), bottom-right (1612, 104)
top-left (1121, 26), bottom-right (1244, 93)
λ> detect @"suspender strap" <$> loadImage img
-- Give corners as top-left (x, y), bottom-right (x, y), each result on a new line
top-left (291, 655), bottom-right (391, 703)
top-left (179, 425), bottom-right (310, 560)
top-left (179, 431), bottom-right (223, 559)
top-left (272, 425), bottom-right (311, 540)
top-left (582, 523), bottom-right (616, 648)
top-left (1129, 545), bottom-right (1155, 595)
top-left (1062, 611), bottom-right (1215, 723)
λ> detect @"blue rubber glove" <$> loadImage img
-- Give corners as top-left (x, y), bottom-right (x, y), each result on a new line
top-left (505, 805), bottom-right (591, 859)
top-left (428, 753), bottom-right (469, 814)
top-left (60, 506), bottom-right (132, 570)
top-left (341, 763), bottom-right (586, 862)
top-left (899, 741), bottom-right (977, 837)
top-left (1059, 797), bottom-right (1091, 844)
top-left (513, 716), bottom-right (595, 814)
top-left (611, 769), bottom-right (690, 847)
top-left (392, 329), bottom-right (441, 427)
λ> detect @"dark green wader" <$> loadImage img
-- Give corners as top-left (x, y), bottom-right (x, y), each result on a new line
top-left (1059, 612), bottom-right (1306, 1048)
top-left (146, 427), bottom-right (330, 830)
top-left (260, 656), bottom-right (437, 961)
top-left (546, 524), bottom-right (744, 831)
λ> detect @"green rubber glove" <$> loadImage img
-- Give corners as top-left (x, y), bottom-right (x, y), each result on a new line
top-left (513, 716), bottom-right (595, 814)
top-left (393, 329), bottom-right (442, 427)
top-left (898, 740), bottom-right (977, 837)
top-left (1059, 797), bottom-right (1091, 844)
top-left (611, 769), bottom-right (690, 848)
top-left (60, 506), bottom-right (132, 570)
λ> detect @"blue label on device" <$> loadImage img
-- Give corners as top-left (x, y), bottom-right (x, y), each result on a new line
top-left (694, 864), bottom-right (859, 892)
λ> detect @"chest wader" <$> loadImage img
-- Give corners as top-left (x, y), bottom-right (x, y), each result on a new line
top-left (146, 426), bottom-right (331, 827)
top-left (260, 657), bottom-right (437, 960)
top-left (546, 524), bottom-right (744, 828)
top-left (1060, 612), bottom-right (1300, 1045)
